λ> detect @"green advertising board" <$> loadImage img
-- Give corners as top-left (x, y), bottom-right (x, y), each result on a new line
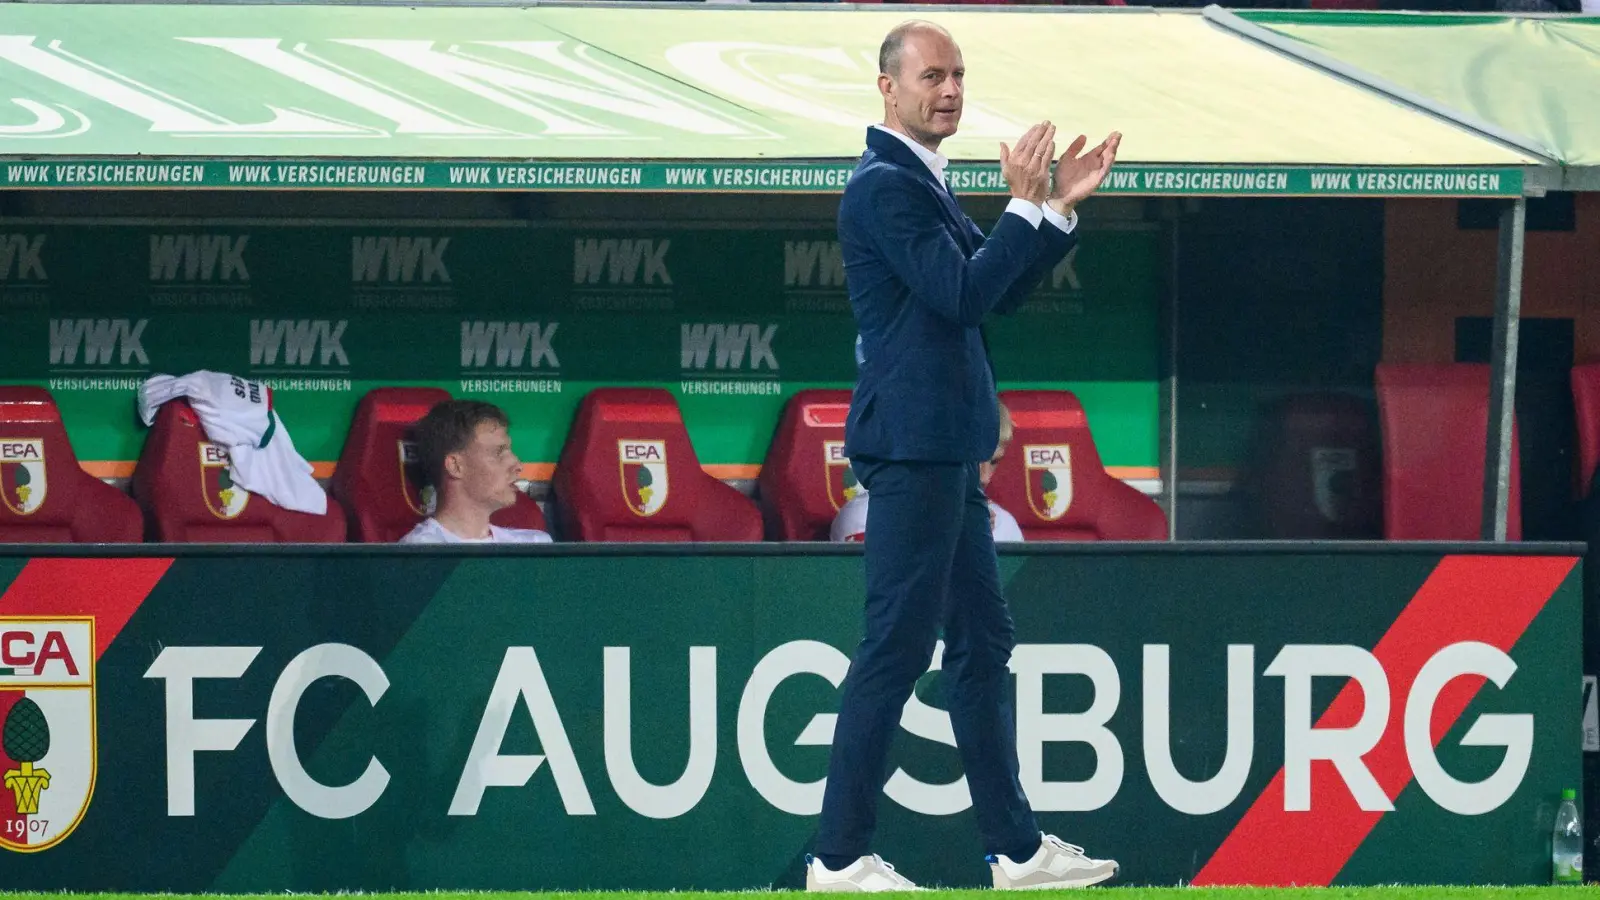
top-left (0, 545), bottom-right (1581, 890)
top-left (0, 160), bottom-right (1524, 197)
top-left (0, 221), bottom-right (1162, 479)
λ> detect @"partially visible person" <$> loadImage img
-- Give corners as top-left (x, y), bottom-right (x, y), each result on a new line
top-left (832, 403), bottom-right (1025, 543)
top-left (978, 402), bottom-right (1026, 542)
top-left (398, 399), bottom-right (552, 544)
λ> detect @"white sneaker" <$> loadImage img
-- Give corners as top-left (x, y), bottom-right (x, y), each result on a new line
top-left (988, 833), bottom-right (1119, 889)
top-left (806, 854), bottom-right (924, 892)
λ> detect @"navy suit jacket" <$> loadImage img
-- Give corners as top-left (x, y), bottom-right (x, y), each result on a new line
top-left (840, 127), bottom-right (1079, 464)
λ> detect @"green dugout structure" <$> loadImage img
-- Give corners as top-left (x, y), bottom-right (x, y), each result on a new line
top-left (0, 2), bottom-right (1595, 889)
top-left (0, 1), bottom-right (1576, 525)
top-left (1219, 8), bottom-right (1600, 540)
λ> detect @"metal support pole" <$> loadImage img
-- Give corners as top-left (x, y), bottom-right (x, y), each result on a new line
top-left (1481, 196), bottom-right (1526, 542)
top-left (1161, 210), bottom-right (1180, 539)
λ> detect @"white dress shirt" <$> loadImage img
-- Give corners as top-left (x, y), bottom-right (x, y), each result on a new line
top-left (871, 124), bottom-right (1078, 234)
top-left (398, 518), bottom-right (553, 544)
top-left (830, 491), bottom-right (1026, 543)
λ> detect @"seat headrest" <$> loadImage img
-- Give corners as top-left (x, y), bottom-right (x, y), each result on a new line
top-left (332, 387), bottom-right (453, 540)
top-left (991, 390), bottom-right (1106, 530)
top-left (757, 389), bottom-right (855, 541)
top-left (0, 386), bottom-right (83, 524)
top-left (556, 388), bottom-right (696, 524)
top-left (555, 387), bottom-right (766, 542)
top-left (1375, 363), bottom-right (1520, 541)
top-left (0, 386), bottom-right (145, 543)
top-left (1571, 364), bottom-right (1600, 497)
top-left (133, 397), bottom-right (344, 542)
top-left (0, 386), bottom-right (63, 425)
top-left (1242, 392), bottom-right (1382, 539)
top-left (332, 386), bottom-right (548, 541)
top-left (984, 389), bottom-right (1167, 541)
top-left (135, 399), bottom-right (255, 522)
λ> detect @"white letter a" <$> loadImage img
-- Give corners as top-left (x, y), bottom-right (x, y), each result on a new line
top-left (449, 647), bottom-right (595, 815)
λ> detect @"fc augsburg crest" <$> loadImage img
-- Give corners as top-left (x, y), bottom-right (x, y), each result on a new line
top-left (397, 440), bottom-right (435, 516)
top-left (198, 443), bottom-right (248, 520)
top-left (823, 440), bottom-right (860, 511)
top-left (618, 440), bottom-right (668, 517)
top-left (0, 617), bottom-right (95, 853)
top-left (1024, 444), bottom-right (1074, 521)
top-left (1311, 446), bottom-right (1357, 524)
top-left (0, 439), bottom-right (47, 517)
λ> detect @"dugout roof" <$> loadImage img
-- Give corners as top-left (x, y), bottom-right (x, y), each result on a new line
top-left (0, 2), bottom-right (1565, 197)
top-left (1237, 11), bottom-right (1600, 189)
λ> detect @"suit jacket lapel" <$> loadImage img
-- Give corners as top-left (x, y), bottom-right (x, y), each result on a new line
top-left (865, 128), bottom-right (972, 249)
top-left (932, 182), bottom-right (976, 254)
top-left (862, 129), bottom-right (992, 374)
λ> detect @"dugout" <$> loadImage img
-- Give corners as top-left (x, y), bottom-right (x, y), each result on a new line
top-left (0, 1), bottom-right (1582, 536)
top-left (0, 1), bottom-right (1595, 890)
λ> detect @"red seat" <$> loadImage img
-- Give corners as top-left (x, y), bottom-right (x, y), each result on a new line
top-left (1571, 364), bottom-right (1600, 499)
top-left (757, 389), bottom-right (856, 541)
top-left (131, 398), bottom-right (345, 543)
top-left (985, 390), bottom-right (1167, 541)
top-left (553, 388), bottom-right (762, 542)
top-left (1375, 363), bottom-right (1521, 540)
top-left (0, 386), bottom-right (142, 543)
top-left (1237, 393), bottom-right (1383, 539)
top-left (330, 387), bottom-right (547, 543)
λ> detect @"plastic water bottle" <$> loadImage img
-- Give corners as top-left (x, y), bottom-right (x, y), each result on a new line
top-left (1555, 788), bottom-right (1584, 884)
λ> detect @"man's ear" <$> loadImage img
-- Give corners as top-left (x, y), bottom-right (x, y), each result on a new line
top-left (443, 452), bottom-right (464, 481)
top-left (878, 72), bottom-right (895, 101)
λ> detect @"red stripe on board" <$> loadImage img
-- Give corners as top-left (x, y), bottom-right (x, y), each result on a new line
top-left (1193, 554), bottom-right (1577, 887)
top-left (0, 689), bottom-right (25, 838)
top-left (0, 558), bottom-right (172, 658)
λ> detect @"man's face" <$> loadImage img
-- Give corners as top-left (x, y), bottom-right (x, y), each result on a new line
top-left (980, 438), bottom-right (1007, 489)
top-left (451, 420), bottom-right (521, 511)
top-left (883, 30), bottom-right (964, 146)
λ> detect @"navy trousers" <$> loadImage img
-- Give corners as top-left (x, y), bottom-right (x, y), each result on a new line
top-left (814, 458), bottom-right (1039, 861)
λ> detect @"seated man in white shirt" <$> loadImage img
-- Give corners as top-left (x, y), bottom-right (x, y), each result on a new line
top-left (831, 402), bottom-right (1025, 543)
top-left (398, 399), bottom-right (553, 544)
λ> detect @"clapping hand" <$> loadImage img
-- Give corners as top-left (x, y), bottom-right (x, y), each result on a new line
top-left (1048, 132), bottom-right (1121, 216)
top-left (1000, 121), bottom-right (1056, 206)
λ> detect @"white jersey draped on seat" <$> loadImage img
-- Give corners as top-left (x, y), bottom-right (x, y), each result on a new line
top-left (137, 369), bottom-right (327, 515)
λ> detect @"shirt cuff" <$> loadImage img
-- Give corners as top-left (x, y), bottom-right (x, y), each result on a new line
top-left (1041, 202), bottom-right (1079, 235)
top-left (1003, 197), bottom-right (1044, 228)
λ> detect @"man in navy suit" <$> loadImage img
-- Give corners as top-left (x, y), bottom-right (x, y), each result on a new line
top-left (806, 20), bottom-right (1122, 893)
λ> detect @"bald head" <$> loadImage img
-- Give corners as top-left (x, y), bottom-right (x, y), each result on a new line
top-left (878, 20), bottom-right (954, 77)
top-left (876, 21), bottom-right (964, 150)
